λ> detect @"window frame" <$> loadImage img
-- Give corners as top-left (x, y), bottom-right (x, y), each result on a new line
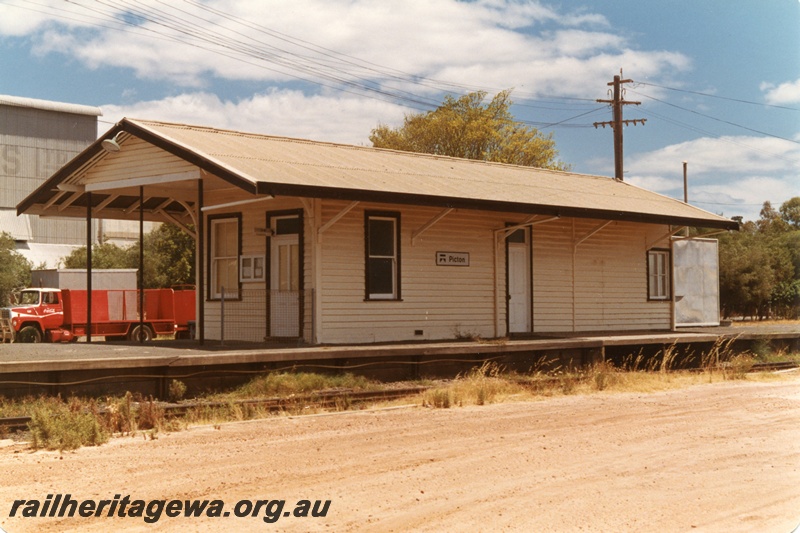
top-left (207, 213), bottom-right (242, 301)
top-left (240, 254), bottom-right (265, 283)
top-left (647, 248), bottom-right (671, 301)
top-left (364, 211), bottom-right (401, 301)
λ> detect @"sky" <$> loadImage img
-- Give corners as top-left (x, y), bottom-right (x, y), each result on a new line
top-left (0, 0), bottom-right (798, 223)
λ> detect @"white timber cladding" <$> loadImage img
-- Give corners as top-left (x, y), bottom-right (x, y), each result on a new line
top-left (201, 197), bottom-right (672, 343)
top-left (81, 137), bottom-right (197, 186)
top-left (321, 201), bottom-right (504, 344)
top-left (202, 197), bottom-right (313, 342)
top-left (564, 219), bottom-right (670, 332)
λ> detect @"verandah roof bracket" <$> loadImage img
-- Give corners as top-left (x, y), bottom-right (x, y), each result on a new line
top-left (574, 220), bottom-right (613, 248)
top-left (93, 194), bottom-right (120, 215)
top-left (411, 208), bottom-right (454, 246)
top-left (57, 191), bottom-right (83, 212)
top-left (317, 201), bottom-right (359, 243)
top-left (493, 215), bottom-right (561, 240)
top-left (157, 209), bottom-right (197, 240)
top-left (648, 226), bottom-right (687, 248)
top-left (671, 229), bottom-right (730, 241)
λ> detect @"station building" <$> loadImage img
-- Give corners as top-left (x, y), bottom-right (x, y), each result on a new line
top-left (17, 118), bottom-right (737, 344)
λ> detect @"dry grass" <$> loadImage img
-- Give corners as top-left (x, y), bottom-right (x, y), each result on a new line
top-left (419, 338), bottom-right (796, 408)
top-left (730, 319), bottom-right (800, 327)
top-left (7, 343), bottom-right (798, 448)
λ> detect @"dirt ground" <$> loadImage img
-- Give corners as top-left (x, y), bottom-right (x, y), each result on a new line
top-left (0, 375), bottom-right (798, 533)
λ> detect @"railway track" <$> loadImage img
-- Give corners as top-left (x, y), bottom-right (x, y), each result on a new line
top-left (749, 361), bottom-right (799, 372)
top-left (1, 362), bottom-right (796, 434)
top-left (0, 386), bottom-right (430, 433)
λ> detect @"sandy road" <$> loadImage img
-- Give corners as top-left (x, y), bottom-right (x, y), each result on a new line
top-left (0, 375), bottom-right (798, 532)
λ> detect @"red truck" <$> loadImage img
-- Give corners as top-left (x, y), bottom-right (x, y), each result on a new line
top-left (0, 287), bottom-right (195, 343)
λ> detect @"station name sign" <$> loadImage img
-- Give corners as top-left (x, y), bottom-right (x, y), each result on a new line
top-left (436, 251), bottom-right (470, 266)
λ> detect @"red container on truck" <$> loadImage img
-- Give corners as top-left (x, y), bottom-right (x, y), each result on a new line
top-left (0, 287), bottom-right (195, 343)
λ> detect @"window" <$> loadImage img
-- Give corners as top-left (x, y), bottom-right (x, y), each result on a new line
top-left (209, 216), bottom-right (240, 299)
top-left (365, 212), bottom-right (400, 300)
top-left (240, 255), bottom-right (265, 282)
top-left (647, 249), bottom-right (671, 300)
top-left (42, 292), bottom-right (60, 305)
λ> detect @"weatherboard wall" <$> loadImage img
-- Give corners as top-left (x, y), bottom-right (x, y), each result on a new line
top-left (199, 197), bottom-right (672, 344)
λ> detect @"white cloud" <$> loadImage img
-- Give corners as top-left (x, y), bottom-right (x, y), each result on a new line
top-left (625, 175), bottom-right (679, 193)
top-left (761, 79), bottom-right (800, 105)
top-left (2, 0), bottom-right (691, 100)
top-left (628, 135), bottom-right (800, 175)
top-left (100, 90), bottom-right (407, 145)
top-left (626, 136), bottom-right (800, 222)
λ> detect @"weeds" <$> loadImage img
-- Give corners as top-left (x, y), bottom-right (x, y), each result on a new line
top-left (423, 389), bottom-right (452, 408)
top-left (229, 371), bottom-right (375, 399)
top-left (168, 380), bottom-right (187, 403)
top-left (6, 346), bottom-right (798, 449)
top-left (28, 399), bottom-right (108, 451)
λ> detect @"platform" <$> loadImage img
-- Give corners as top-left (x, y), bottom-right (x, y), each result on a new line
top-left (0, 324), bottom-right (797, 399)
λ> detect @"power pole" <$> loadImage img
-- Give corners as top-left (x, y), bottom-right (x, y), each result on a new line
top-left (594, 72), bottom-right (646, 180)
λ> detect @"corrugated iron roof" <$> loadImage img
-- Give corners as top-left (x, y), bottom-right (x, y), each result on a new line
top-left (18, 118), bottom-right (739, 230)
top-left (0, 94), bottom-right (102, 117)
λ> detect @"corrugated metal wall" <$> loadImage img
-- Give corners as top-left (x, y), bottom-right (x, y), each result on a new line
top-left (0, 104), bottom-right (97, 245)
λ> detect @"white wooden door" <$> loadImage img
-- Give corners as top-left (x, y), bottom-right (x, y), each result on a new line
top-left (270, 234), bottom-right (300, 337)
top-left (508, 241), bottom-right (531, 333)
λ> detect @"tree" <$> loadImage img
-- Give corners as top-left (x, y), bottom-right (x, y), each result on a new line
top-left (142, 223), bottom-right (196, 289)
top-left (718, 198), bottom-right (800, 319)
top-left (369, 90), bottom-right (570, 170)
top-left (62, 242), bottom-right (132, 270)
top-left (756, 200), bottom-right (790, 234)
top-left (779, 196), bottom-right (800, 229)
top-left (0, 232), bottom-right (32, 306)
top-left (61, 224), bottom-right (195, 289)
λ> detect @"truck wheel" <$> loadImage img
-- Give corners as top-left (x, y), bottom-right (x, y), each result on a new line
top-left (17, 326), bottom-right (42, 343)
top-left (129, 324), bottom-right (154, 342)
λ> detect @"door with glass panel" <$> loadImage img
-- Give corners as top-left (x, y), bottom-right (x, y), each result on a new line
top-left (269, 215), bottom-right (300, 337)
top-left (507, 228), bottom-right (531, 334)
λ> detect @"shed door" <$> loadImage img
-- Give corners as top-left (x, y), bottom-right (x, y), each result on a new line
top-left (507, 229), bottom-right (531, 334)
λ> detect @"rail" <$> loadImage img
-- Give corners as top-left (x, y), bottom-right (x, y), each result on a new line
top-left (0, 386), bottom-right (430, 433)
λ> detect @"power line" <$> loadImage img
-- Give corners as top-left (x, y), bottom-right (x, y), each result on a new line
top-left (629, 88), bottom-right (800, 145)
top-left (637, 81), bottom-right (800, 112)
top-left (7, 0), bottom-right (600, 125)
top-left (636, 108), bottom-right (800, 164)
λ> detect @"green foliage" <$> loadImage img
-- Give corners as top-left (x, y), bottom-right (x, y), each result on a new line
top-left (60, 223), bottom-right (195, 289)
top-left (719, 197), bottom-right (800, 319)
top-left (370, 89), bottom-right (570, 171)
top-left (779, 196), bottom-right (800, 229)
top-left (231, 372), bottom-right (375, 398)
top-left (62, 241), bottom-right (131, 270)
top-left (168, 379), bottom-right (187, 402)
top-left (0, 232), bottom-right (32, 306)
top-left (28, 398), bottom-right (108, 451)
top-left (144, 223), bottom-right (196, 289)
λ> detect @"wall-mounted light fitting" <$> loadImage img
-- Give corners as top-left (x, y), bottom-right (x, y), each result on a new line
top-left (101, 132), bottom-right (123, 153)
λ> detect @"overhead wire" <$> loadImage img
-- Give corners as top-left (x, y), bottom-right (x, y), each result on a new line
top-left (76, 0), bottom-right (441, 110)
top-left (628, 87), bottom-right (800, 145)
top-left (636, 107), bottom-right (800, 164)
top-left (637, 81), bottom-right (800, 112)
top-left (3, 0), bottom-right (798, 143)
top-left (11, 0), bottom-right (601, 126)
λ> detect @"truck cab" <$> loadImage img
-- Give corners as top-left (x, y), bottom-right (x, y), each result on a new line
top-left (0, 288), bottom-right (65, 343)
